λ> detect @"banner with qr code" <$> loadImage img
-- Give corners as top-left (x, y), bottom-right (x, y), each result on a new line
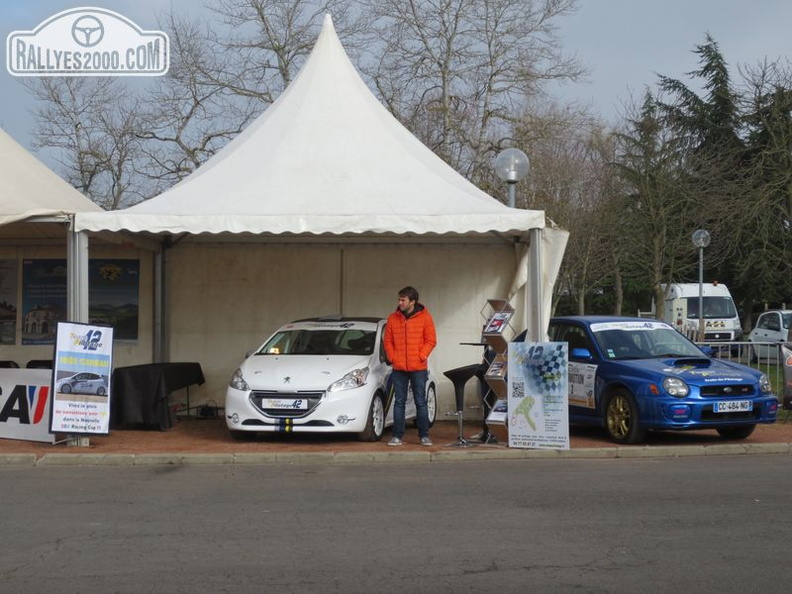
top-left (507, 342), bottom-right (569, 450)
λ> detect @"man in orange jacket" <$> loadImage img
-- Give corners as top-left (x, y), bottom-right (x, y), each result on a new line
top-left (384, 286), bottom-right (437, 446)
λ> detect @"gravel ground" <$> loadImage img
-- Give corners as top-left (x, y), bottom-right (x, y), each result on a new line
top-left (2, 411), bottom-right (791, 460)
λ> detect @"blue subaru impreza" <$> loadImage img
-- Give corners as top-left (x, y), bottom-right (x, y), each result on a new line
top-left (548, 316), bottom-right (778, 444)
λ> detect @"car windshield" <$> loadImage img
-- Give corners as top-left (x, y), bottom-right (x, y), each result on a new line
top-left (684, 296), bottom-right (737, 319)
top-left (591, 322), bottom-right (704, 360)
top-left (257, 329), bottom-right (376, 356)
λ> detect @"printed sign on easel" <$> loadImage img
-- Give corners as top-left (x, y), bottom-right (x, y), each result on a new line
top-left (50, 322), bottom-right (113, 435)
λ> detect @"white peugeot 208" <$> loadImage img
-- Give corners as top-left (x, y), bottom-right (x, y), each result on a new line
top-left (225, 316), bottom-right (436, 441)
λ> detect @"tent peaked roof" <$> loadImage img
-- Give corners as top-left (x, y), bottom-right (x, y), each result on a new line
top-left (76, 14), bottom-right (543, 236)
top-left (1, 128), bottom-right (101, 226)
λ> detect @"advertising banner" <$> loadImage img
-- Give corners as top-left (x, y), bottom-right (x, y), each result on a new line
top-left (19, 258), bottom-right (140, 345)
top-left (22, 259), bottom-right (67, 345)
top-left (89, 259), bottom-right (140, 340)
top-left (0, 368), bottom-right (55, 443)
top-left (0, 259), bottom-right (18, 345)
top-left (50, 322), bottom-right (113, 435)
top-left (507, 342), bottom-right (570, 450)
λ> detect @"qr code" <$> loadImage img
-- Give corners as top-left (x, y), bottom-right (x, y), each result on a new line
top-left (511, 380), bottom-right (525, 399)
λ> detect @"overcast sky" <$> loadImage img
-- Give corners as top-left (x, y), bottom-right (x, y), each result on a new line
top-left (1, 1), bottom-right (790, 154)
top-left (554, 0), bottom-right (791, 119)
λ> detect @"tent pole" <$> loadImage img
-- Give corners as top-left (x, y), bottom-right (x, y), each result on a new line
top-left (153, 248), bottom-right (165, 363)
top-left (67, 221), bottom-right (90, 323)
top-left (528, 227), bottom-right (544, 342)
top-left (339, 248), bottom-right (345, 316)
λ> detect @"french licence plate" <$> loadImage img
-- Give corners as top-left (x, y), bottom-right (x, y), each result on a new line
top-left (713, 400), bottom-right (752, 413)
top-left (262, 398), bottom-right (308, 410)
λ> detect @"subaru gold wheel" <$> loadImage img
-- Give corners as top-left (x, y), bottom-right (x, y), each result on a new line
top-left (604, 390), bottom-right (645, 444)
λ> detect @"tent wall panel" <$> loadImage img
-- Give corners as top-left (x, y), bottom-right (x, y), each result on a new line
top-left (342, 243), bottom-right (514, 403)
top-left (164, 242), bottom-right (517, 413)
top-left (166, 244), bottom-right (342, 399)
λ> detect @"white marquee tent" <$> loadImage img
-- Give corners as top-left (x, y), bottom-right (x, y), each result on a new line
top-left (0, 127), bottom-right (102, 324)
top-left (0, 128), bottom-right (101, 227)
top-left (76, 16), bottom-right (545, 238)
top-left (73, 15), bottom-right (568, 402)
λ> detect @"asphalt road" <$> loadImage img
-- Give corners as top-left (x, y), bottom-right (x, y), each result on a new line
top-left (2, 455), bottom-right (790, 594)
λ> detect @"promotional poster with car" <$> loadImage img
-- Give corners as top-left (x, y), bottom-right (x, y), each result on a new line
top-left (50, 321), bottom-right (113, 435)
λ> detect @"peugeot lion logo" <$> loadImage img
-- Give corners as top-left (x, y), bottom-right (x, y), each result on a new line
top-left (283, 376), bottom-right (291, 384)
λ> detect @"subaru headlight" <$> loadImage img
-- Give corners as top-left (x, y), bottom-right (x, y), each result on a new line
top-left (662, 376), bottom-right (689, 398)
top-left (229, 368), bottom-right (249, 391)
top-left (328, 367), bottom-right (369, 392)
top-left (759, 373), bottom-right (772, 395)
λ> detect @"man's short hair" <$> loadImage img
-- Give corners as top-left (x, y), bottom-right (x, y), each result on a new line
top-left (398, 286), bottom-right (419, 302)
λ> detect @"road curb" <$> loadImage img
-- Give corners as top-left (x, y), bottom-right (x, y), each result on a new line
top-left (6, 442), bottom-right (788, 467)
top-left (743, 443), bottom-right (791, 455)
top-left (0, 453), bottom-right (37, 466)
top-left (37, 453), bottom-right (136, 466)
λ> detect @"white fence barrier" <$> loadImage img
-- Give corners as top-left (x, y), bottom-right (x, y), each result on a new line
top-left (695, 340), bottom-right (788, 408)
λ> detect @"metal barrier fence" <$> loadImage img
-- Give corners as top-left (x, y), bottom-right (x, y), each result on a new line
top-left (695, 340), bottom-right (785, 401)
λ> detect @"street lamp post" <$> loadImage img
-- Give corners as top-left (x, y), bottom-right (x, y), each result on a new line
top-left (494, 148), bottom-right (530, 208)
top-left (493, 147), bottom-right (539, 339)
top-left (691, 229), bottom-right (711, 341)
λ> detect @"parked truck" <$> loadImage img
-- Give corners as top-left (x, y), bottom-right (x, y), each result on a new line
top-left (661, 282), bottom-right (742, 342)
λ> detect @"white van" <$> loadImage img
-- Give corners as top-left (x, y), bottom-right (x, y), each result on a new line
top-left (661, 282), bottom-right (742, 342)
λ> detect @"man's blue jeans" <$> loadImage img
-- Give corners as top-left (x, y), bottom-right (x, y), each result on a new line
top-left (391, 369), bottom-right (429, 439)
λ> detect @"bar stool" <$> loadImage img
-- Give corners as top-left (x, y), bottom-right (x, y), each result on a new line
top-left (471, 364), bottom-right (498, 444)
top-left (443, 363), bottom-right (481, 447)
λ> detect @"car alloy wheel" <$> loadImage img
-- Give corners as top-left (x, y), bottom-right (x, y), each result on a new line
top-left (604, 390), bottom-right (645, 444)
top-left (426, 384), bottom-right (437, 427)
top-left (358, 393), bottom-right (385, 442)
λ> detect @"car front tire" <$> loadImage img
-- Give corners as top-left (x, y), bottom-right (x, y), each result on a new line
top-left (358, 393), bottom-right (385, 442)
top-left (604, 389), bottom-right (645, 444)
top-left (426, 383), bottom-right (437, 428)
top-left (412, 383), bottom-right (437, 428)
top-left (60, 383), bottom-right (72, 394)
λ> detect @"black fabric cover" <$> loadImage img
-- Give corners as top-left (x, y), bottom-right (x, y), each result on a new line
top-left (112, 362), bottom-right (205, 430)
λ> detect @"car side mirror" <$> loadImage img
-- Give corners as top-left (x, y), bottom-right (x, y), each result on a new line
top-left (571, 347), bottom-right (592, 360)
